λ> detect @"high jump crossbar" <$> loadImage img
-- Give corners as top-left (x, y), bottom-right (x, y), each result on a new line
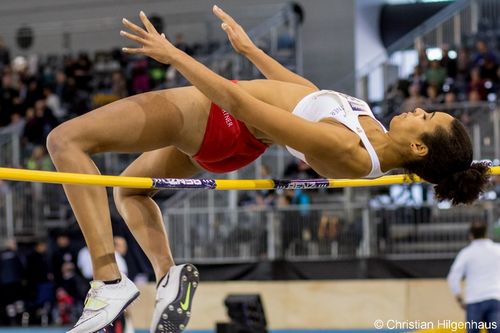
top-left (0, 166), bottom-right (499, 191)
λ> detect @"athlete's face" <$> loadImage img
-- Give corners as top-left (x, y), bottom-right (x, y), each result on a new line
top-left (389, 108), bottom-right (455, 155)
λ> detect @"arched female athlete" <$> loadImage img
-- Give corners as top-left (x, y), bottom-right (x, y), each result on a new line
top-left (47, 6), bottom-right (489, 333)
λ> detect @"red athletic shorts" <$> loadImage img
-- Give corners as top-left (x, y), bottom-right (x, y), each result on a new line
top-left (192, 102), bottom-right (268, 173)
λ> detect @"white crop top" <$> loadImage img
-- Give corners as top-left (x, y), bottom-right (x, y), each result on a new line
top-left (286, 90), bottom-right (388, 179)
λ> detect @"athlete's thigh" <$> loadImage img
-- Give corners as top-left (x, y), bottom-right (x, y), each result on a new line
top-left (55, 87), bottom-right (208, 155)
top-left (117, 146), bottom-right (201, 197)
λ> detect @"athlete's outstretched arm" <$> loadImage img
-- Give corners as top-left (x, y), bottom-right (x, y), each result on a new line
top-left (212, 5), bottom-right (318, 90)
top-left (121, 12), bottom-right (338, 157)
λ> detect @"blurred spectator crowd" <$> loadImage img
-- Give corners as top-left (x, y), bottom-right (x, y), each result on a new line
top-left (0, 228), bottom-right (149, 327)
top-left (0, 33), bottom-right (230, 170)
top-left (383, 38), bottom-right (499, 124)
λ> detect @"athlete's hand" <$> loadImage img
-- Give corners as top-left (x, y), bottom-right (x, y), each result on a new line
top-left (121, 11), bottom-right (180, 64)
top-left (213, 5), bottom-right (257, 55)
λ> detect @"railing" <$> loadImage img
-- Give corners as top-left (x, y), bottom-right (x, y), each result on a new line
top-left (163, 201), bottom-right (497, 263)
top-left (0, 133), bottom-right (21, 167)
top-left (0, 183), bottom-right (39, 242)
top-left (0, 180), bottom-right (71, 244)
top-left (377, 203), bottom-right (492, 259)
top-left (0, 184), bottom-right (14, 241)
top-left (0, 134), bottom-right (25, 244)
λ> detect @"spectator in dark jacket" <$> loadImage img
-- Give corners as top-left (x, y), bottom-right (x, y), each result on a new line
top-left (51, 233), bottom-right (78, 286)
top-left (0, 36), bottom-right (10, 70)
top-left (23, 100), bottom-right (58, 146)
top-left (0, 239), bottom-right (25, 325)
top-left (25, 240), bottom-right (55, 323)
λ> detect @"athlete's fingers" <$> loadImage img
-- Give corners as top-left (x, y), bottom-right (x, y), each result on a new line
top-left (122, 47), bottom-right (144, 54)
top-left (122, 18), bottom-right (148, 38)
top-left (139, 11), bottom-right (158, 34)
top-left (221, 23), bottom-right (237, 40)
top-left (120, 30), bottom-right (146, 45)
top-left (213, 5), bottom-right (237, 26)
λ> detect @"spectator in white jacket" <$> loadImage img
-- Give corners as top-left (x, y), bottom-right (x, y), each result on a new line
top-left (447, 221), bottom-right (500, 333)
top-left (77, 236), bottom-right (128, 280)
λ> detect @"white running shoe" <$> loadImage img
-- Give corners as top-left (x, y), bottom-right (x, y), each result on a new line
top-left (67, 273), bottom-right (140, 333)
top-left (150, 264), bottom-right (199, 333)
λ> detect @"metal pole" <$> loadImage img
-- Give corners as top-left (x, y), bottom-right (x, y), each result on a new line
top-left (486, 203), bottom-right (495, 239)
top-left (208, 189), bottom-right (215, 242)
top-left (436, 25), bottom-right (443, 47)
top-left (345, 187), bottom-right (354, 223)
top-left (183, 201), bottom-right (191, 260)
top-left (493, 106), bottom-right (500, 159)
top-left (277, 147), bottom-right (285, 180)
top-left (228, 171), bottom-right (238, 227)
top-left (255, 156), bottom-right (262, 180)
top-left (11, 134), bottom-right (20, 167)
top-left (228, 171), bottom-right (238, 209)
top-left (233, 54), bottom-right (241, 80)
top-left (267, 211), bottom-right (276, 260)
top-left (270, 27), bottom-right (278, 55)
top-left (32, 183), bottom-right (41, 234)
top-left (470, 0), bottom-right (479, 34)
top-left (361, 208), bottom-right (371, 257)
top-left (6, 189), bottom-right (14, 239)
top-left (296, 14), bottom-right (303, 75)
top-left (453, 13), bottom-right (461, 47)
top-left (472, 123), bottom-right (482, 161)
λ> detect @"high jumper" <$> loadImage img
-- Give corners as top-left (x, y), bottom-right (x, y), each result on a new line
top-left (46, 6), bottom-right (489, 333)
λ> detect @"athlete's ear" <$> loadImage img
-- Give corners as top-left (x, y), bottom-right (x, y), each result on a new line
top-left (410, 141), bottom-right (428, 157)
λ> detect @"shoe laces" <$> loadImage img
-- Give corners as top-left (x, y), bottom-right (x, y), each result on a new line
top-left (84, 286), bottom-right (100, 306)
top-left (76, 283), bottom-right (103, 323)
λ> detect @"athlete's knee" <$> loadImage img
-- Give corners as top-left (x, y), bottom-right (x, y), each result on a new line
top-left (47, 121), bottom-right (94, 160)
top-left (46, 124), bottom-right (72, 159)
top-left (113, 186), bottom-right (157, 210)
top-left (113, 186), bottom-right (127, 208)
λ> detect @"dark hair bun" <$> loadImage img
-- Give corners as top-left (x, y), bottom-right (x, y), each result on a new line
top-left (434, 161), bottom-right (491, 205)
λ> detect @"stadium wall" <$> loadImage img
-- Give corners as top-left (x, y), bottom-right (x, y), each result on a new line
top-left (355, 0), bottom-right (386, 72)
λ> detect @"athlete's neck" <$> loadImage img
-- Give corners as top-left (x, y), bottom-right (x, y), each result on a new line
top-left (370, 132), bottom-right (408, 172)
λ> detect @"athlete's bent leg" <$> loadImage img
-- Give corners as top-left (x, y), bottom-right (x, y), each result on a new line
top-left (46, 89), bottom-right (206, 333)
top-left (114, 147), bottom-right (201, 333)
top-left (113, 147), bottom-right (200, 281)
top-left (47, 92), bottom-right (186, 281)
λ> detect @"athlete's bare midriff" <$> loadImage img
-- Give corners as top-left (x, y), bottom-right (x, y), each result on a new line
top-left (153, 80), bottom-right (316, 154)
